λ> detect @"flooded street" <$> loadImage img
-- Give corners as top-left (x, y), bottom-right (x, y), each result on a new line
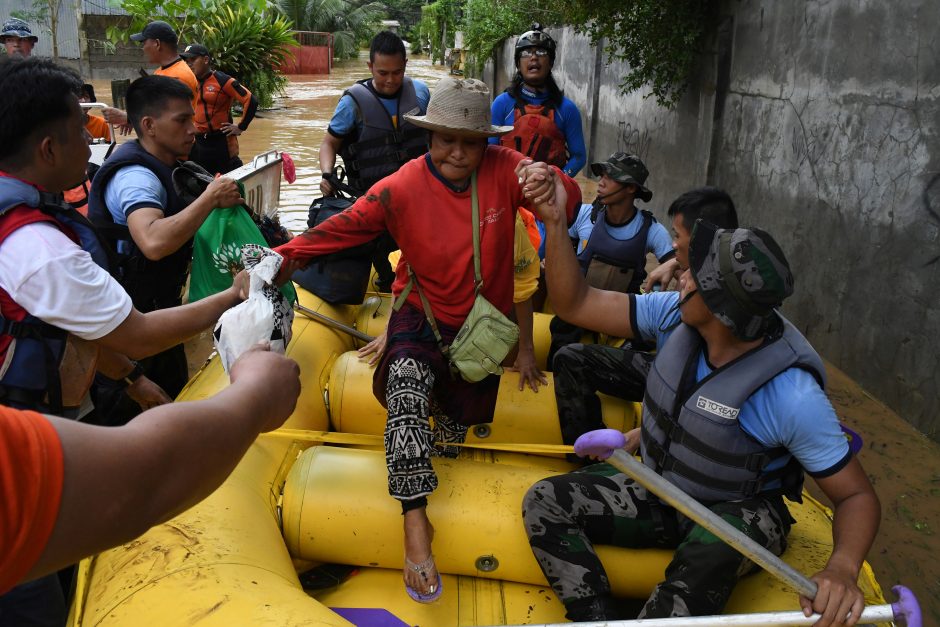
top-left (92, 54), bottom-right (937, 622)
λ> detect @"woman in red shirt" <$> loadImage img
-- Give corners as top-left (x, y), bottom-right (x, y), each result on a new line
top-left (276, 77), bottom-right (581, 603)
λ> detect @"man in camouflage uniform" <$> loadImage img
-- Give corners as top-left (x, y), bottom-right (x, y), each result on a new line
top-left (523, 188), bottom-right (880, 624)
top-left (554, 187), bottom-right (739, 456)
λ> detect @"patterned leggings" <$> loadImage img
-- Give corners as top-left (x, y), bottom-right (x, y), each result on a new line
top-left (523, 462), bottom-right (793, 621)
top-left (384, 357), bottom-right (468, 504)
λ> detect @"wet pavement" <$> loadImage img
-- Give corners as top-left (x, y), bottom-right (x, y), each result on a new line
top-left (92, 53), bottom-right (939, 623)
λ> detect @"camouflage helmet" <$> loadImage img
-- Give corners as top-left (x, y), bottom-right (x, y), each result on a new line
top-left (514, 24), bottom-right (556, 64)
top-left (590, 152), bottom-right (653, 202)
top-left (1, 18), bottom-right (38, 42)
top-left (689, 221), bottom-right (794, 341)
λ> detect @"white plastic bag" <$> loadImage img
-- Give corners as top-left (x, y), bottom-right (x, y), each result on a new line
top-left (213, 244), bottom-right (294, 373)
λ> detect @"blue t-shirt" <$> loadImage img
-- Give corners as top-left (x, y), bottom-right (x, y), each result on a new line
top-left (632, 291), bottom-right (850, 477)
top-left (489, 87), bottom-right (587, 177)
top-left (328, 78), bottom-right (431, 137)
top-left (104, 165), bottom-right (167, 254)
top-left (568, 204), bottom-right (674, 262)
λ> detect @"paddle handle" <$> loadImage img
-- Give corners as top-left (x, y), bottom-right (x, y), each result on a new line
top-left (502, 594), bottom-right (917, 625)
top-left (575, 429), bottom-right (817, 599)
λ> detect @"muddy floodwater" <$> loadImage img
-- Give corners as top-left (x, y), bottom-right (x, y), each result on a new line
top-left (92, 53), bottom-right (938, 623)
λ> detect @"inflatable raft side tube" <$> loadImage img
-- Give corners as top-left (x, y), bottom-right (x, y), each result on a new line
top-left (73, 438), bottom-right (350, 626)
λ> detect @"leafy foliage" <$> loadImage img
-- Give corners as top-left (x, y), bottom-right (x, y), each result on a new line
top-left (107, 0), bottom-right (296, 108)
top-left (457, 0), bottom-right (711, 109)
top-left (560, 0), bottom-right (709, 109)
top-left (197, 5), bottom-right (296, 108)
top-left (383, 0), bottom-right (425, 30)
top-left (416, 0), bottom-right (460, 64)
top-left (459, 0), bottom-right (535, 72)
top-left (275, 0), bottom-right (386, 60)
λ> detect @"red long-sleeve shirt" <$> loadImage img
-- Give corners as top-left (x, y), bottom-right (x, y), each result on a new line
top-left (277, 145), bottom-right (580, 327)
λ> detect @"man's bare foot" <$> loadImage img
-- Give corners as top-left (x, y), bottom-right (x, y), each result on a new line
top-left (403, 507), bottom-right (438, 597)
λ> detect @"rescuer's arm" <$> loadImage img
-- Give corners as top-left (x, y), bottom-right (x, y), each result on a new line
top-left (521, 163), bottom-right (635, 339)
top-left (220, 79), bottom-right (258, 134)
top-left (23, 346), bottom-right (301, 581)
top-left (95, 271), bottom-right (248, 360)
top-left (800, 457), bottom-right (880, 627)
top-left (126, 175), bottom-right (243, 261)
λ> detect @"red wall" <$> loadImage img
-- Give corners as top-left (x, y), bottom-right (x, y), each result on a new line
top-left (281, 45), bottom-right (331, 74)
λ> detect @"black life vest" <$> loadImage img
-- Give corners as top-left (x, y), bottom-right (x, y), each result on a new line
top-left (338, 77), bottom-right (427, 195)
top-left (576, 209), bottom-right (653, 294)
top-left (0, 175), bottom-right (114, 412)
top-left (88, 140), bottom-right (191, 312)
top-left (640, 317), bottom-right (827, 504)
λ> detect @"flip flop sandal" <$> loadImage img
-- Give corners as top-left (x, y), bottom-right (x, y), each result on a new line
top-left (404, 554), bottom-right (443, 603)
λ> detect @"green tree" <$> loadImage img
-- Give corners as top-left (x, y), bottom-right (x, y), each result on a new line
top-left (275, 0), bottom-right (386, 60)
top-left (382, 0), bottom-right (424, 30)
top-left (459, 0), bottom-right (711, 109)
top-left (108, 0), bottom-right (296, 108)
top-left (559, 0), bottom-right (708, 109)
top-left (417, 0), bottom-right (459, 64)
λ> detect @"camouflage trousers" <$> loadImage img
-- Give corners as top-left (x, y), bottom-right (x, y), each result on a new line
top-left (553, 343), bottom-right (654, 447)
top-left (522, 462), bottom-right (793, 621)
top-left (384, 357), bottom-right (468, 504)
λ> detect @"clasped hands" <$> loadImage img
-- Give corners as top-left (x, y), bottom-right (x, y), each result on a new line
top-left (515, 159), bottom-right (566, 223)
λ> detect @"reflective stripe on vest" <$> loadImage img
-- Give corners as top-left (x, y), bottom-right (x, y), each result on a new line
top-left (87, 140), bottom-right (191, 311)
top-left (640, 317), bottom-right (826, 503)
top-left (576, 209), bottom-right (653, 294)
top-left (339, 77), bottom-right (428, 195)
top-left (499, 103), bottom-right (568, 168)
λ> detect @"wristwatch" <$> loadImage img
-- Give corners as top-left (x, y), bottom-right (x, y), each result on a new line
top-left (122, 361), bottom-right (145, 388)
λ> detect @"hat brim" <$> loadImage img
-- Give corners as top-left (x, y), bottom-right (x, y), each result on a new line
top-left (403, 113), bottom-right (513, 138)
top-left (129, 32), bottom-right (146, 42)
top-left (180, 52), bottom-right (205, 59)
top-left (590, 162), bottom-right (653, 202)
top-left (2, 32), bottom-right (38, 41)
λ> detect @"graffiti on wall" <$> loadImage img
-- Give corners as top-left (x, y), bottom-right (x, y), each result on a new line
top-left (790, 122), bottom-right (829, 168)
top-left (617, 121), bottom-right (652, 161)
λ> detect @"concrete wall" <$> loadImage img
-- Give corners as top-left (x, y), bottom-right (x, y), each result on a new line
top-left (485, 0), bottom-right (940, 438)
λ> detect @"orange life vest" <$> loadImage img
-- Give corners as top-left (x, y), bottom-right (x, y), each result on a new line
top-left (499, 104), bottom-right (568, 169)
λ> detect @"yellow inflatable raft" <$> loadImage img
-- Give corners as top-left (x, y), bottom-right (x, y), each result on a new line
top-left (68, 287), bottom-right (888, 626)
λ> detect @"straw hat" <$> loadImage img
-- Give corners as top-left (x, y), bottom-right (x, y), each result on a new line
top-left (404, 77), bottom-right (513, 138)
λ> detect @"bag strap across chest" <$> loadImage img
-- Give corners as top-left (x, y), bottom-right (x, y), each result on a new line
top-left (393, 172), bottom-right (482, 351)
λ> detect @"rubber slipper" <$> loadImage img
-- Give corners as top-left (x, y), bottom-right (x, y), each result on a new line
top-left (404, 555), bottom-right (443, 603)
